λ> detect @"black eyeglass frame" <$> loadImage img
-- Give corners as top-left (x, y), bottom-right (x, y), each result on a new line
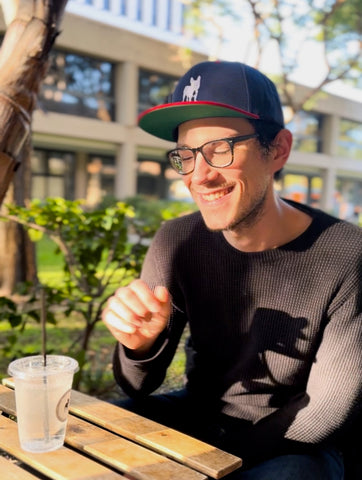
top-left (167, 133), bottom-right (259, 175)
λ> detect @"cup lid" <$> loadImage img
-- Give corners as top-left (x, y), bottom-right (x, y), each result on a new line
top-left (8, 355), bottom-right (79, 379)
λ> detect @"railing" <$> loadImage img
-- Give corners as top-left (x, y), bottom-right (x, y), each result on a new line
top-left (66, 0), bottom-right (189, 44)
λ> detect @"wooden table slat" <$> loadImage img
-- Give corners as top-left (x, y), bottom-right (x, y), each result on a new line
top-left (67, 415), bottom-right (207, 480)
top-left (0, 414), bottom-right (124, 480)
top-left (0, 385), bottom-right (206, 480)
top-left (69, 389), bottom-right (242, 479)
top-left (0, 455), bottom-right (40, 480)
top-left (2, 378), bottom-right (243, 479)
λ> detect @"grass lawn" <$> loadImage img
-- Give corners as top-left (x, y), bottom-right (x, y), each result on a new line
top-left (0, 236), bottom-right (186, 401)
top-left (36, 236), bottom-right (65, 285)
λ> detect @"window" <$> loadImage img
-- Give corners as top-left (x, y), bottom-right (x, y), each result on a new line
top-left (31, 150), bottom-right (75, 200)
top-left (165, 166), bottom-right (193, 201)
top-left (280, 173), bottom-right (323, 209)
top-left (137, 158), bottom-right (192, 201)
top-left (338, 119), bottom-right (362, 160)
top-left (138, 69), bottom-right (178, 114)
top-left (334, 177), bottom-right (362, 224)
top-left (137, 160), bottom-right (163, 198)
top-left (39, 50), bottom-right (115, 121)
top-left (286, 111), bottom-right (322, 153)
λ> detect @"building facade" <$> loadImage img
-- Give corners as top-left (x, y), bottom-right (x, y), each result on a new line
top-left (1, 0), bottom-right (361, 223)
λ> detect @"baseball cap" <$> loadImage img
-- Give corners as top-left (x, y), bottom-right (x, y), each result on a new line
top-left (138, 60), bottom-right (284, 141)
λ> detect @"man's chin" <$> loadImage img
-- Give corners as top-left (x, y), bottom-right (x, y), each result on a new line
top-left (201, 214), bottom-right (230, 232)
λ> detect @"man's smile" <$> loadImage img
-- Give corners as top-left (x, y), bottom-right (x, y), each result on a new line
top-left (195, 185), bottom-right (235, 203)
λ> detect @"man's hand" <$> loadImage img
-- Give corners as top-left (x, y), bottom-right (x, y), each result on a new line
top-left (102, 279), bottom-right (171, 355)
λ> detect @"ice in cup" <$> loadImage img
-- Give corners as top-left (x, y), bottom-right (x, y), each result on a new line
top-left (8, 355), bottom-right (79, 453)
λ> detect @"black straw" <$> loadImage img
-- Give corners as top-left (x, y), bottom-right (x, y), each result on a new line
top-left (41, 287), bottom-right (47, 367)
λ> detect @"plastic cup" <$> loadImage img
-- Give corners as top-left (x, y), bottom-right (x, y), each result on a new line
top-left (8, 355), bottom-right (79, 453)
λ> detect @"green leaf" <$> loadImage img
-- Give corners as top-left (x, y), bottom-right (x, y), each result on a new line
top-left (8, 313), bottom-right (23, 328)
top-left (28, 229), bottom-right (44, 242)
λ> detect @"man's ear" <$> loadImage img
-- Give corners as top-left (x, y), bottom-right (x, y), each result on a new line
top-left (271, 129), bottom-right (293, 174)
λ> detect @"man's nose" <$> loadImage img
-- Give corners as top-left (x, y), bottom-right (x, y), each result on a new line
top-left (191, 151), bottom-right (218, 184)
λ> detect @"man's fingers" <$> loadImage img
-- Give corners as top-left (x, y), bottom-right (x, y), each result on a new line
top-left (154, 285), bottom-right (170, 304)
top-left (103, 308), bottom-right (137, 334)
top-left (119, 279), bottom-right (163, 314)
top-left (102, 280), bottom-right (171, 350)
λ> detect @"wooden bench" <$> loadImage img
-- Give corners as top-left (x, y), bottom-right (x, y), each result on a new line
top-left (0, 380), bottom-right (242, 480)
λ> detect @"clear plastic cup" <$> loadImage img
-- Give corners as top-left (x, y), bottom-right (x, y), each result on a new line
top-left (8, 355), bottom-right (79, 453)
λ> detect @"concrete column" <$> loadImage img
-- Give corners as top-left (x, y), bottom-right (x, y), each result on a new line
top-left (320, 167), bottom-right (336, 214)
top-left (321, 114), bottom-right (339, 156)
top-left (142, 0), bottom-right (152, 24)
top-left (170, 0), bottom-right (183, 34)
top-left (157, 0), bottom-right (168, 30)
top-left (74, 151), bottom-right (88, 200)
top-left (114, 61), bottom-right (138, 126)
top-left (93, 0), bottom-right (104, 9)
top-left (85, 157), bottom-right (103, 208)
top-left (319, 113), bottom-right (339, 213)
top-left (109, 0), bottom-right (122, 15)
top-left (115, 141), bottom-right (138, 198)
top-left (126, 0), bottom-right (137, 20)
top-left (113, 60), bottom-right (138, 199)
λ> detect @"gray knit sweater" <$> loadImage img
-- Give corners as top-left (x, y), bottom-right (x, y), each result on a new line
top-left (114, 201), bottom-right (362, 461)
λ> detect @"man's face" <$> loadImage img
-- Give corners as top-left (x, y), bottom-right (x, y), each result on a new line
top-left (178, 117), bottom-right (277, 232)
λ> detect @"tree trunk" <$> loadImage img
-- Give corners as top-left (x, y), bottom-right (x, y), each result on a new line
top-left (0, 1), bottom-right (68, 293)
top-left (0, 138), bottom-right (37, 295)
top-left (0, 0), bottom-right (68, 205)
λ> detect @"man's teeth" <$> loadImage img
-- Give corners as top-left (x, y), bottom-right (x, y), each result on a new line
top-left (202, 187), bottom-right (232, 201)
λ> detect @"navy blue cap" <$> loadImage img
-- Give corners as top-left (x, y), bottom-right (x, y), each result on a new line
top-left (138, 61), bottom-right (284, 141)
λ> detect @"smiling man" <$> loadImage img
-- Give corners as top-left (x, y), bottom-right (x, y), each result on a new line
top-left (102, 61), bottom-right (362, 479)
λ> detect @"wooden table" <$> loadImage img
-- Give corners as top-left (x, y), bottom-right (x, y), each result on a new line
top-left (0, 380), bottom-right (242, 480)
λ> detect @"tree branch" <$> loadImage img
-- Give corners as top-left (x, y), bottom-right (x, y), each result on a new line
top-left (0, 212), bottom-right (90, 294)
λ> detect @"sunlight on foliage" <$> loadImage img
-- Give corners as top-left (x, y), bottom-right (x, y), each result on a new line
top-left (0, 196), bottom-right (193, 394)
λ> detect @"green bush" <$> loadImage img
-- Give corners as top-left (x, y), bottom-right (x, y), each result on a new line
top-left (0, 196), bottom-right (195, 395)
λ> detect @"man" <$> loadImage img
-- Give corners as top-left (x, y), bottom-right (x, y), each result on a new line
top-left (102, 61), bottom-right (361, 479)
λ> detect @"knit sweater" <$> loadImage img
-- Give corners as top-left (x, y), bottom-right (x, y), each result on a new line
top-left (113, 201), bottom-right (362, 461)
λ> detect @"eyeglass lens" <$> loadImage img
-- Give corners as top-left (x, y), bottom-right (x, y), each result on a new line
top-left (169, 139), bottom-right (233, 174)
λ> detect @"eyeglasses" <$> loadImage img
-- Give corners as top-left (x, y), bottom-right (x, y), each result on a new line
top-left (167, 133), bottom-right (258, 175)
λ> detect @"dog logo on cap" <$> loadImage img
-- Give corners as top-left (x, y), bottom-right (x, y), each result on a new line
top-left (183, 75), bottom-right (201, 101)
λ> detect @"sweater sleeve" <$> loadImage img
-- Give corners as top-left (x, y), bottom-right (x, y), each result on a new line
top-left (112, 221), bottom-right (188, 398)
top-left (112, 307), bottom-right (186, 398)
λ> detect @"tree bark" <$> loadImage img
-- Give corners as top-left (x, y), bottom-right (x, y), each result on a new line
top-left (0, 0), bottom-right (68, 205)
top-left (0, 0), bottom-right (68, 293)
top-left (0, 137), bottom-right (37, 295)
